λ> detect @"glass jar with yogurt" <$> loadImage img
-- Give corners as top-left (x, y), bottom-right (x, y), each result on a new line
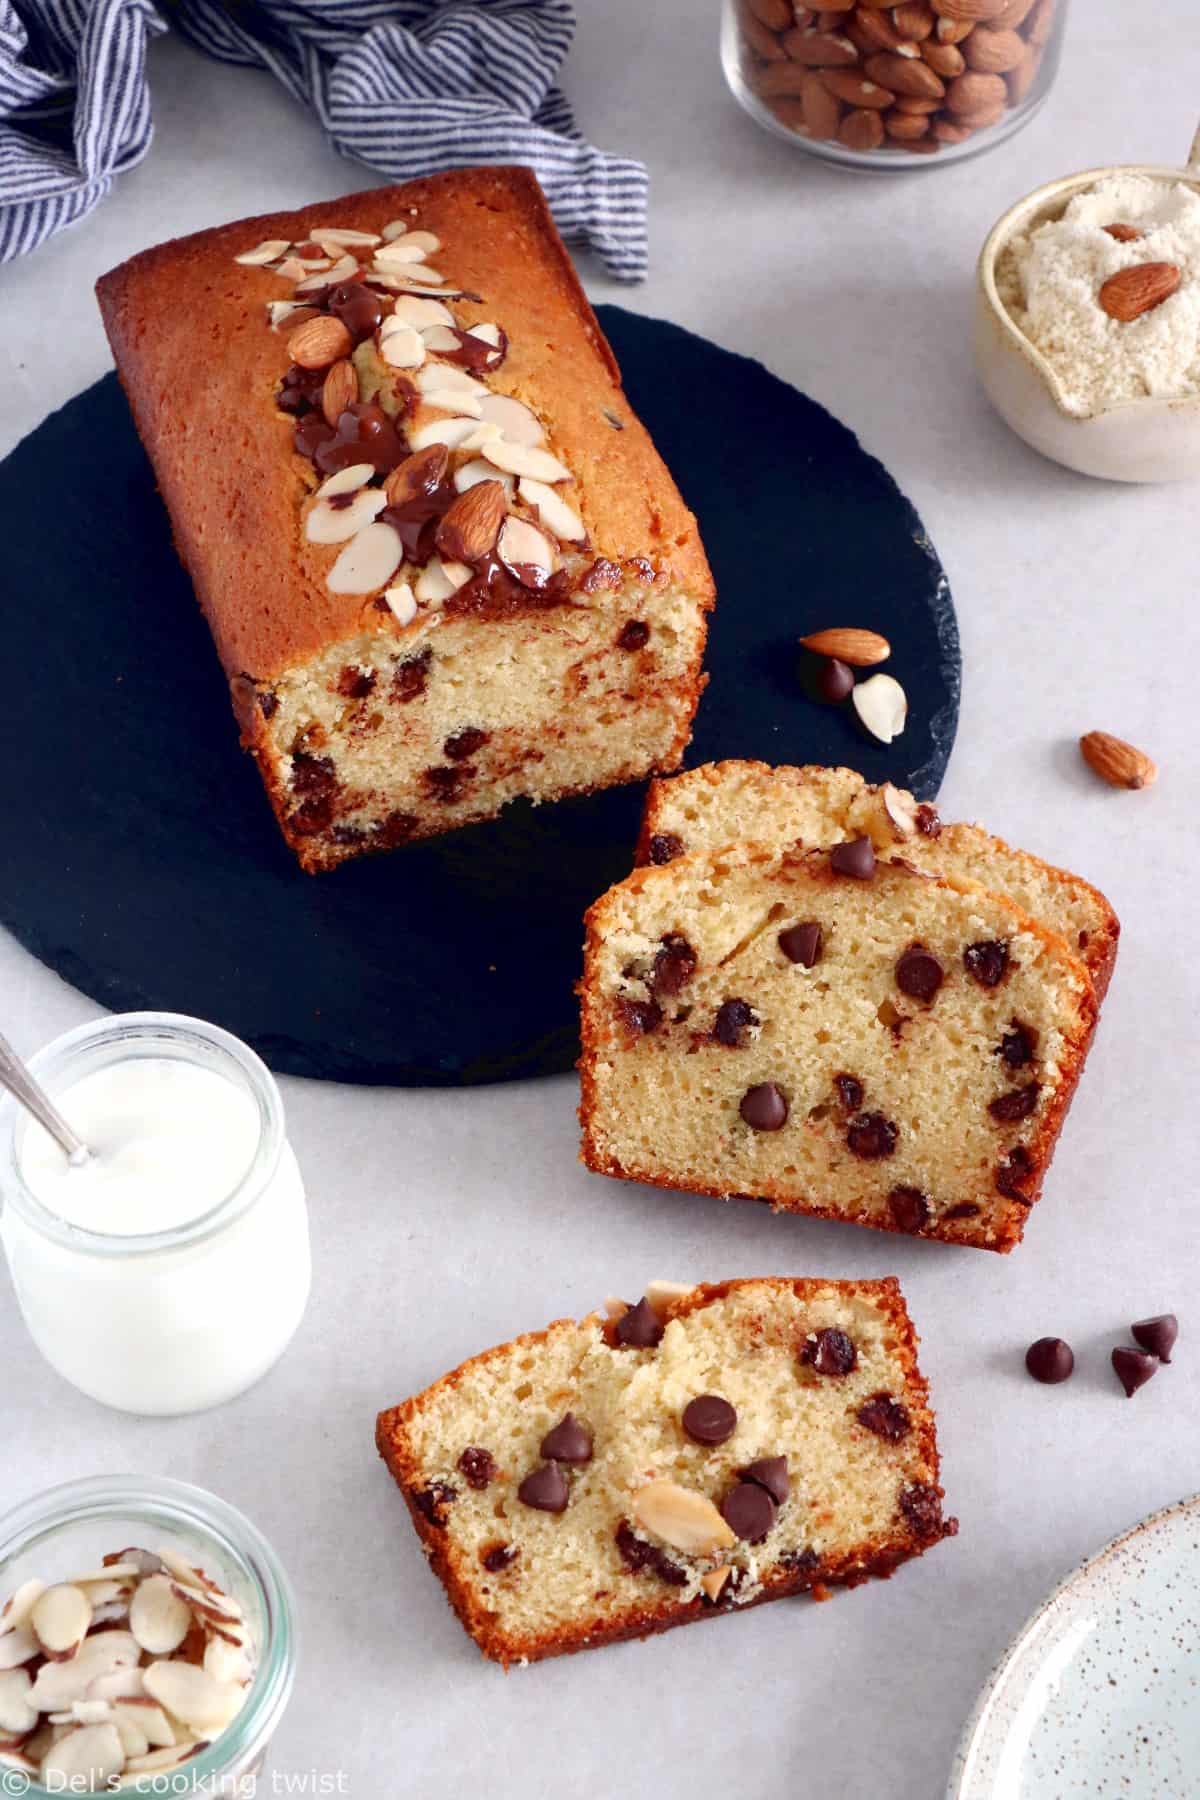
top-left (721, 0), bottom-right (1070, 169)
top-left (0, 1013), bottom-right (311, 1415)
top-left (0, 1473), bottom-right (297, 1797)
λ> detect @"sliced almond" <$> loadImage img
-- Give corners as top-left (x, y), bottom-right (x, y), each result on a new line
top-left (31, 1585), bottom-right (91, 1661)
top-left (310, 227), bottom-right (381, 250)
top-left (415, 558), bottom-right (471, 605)
top-left (632, 1481), bottom-right (736, 1556)
top-left (380, 326), bottom-right (426, 370)
top-left (416, 364), bottom-right (487, 401)
top-left (273, 255), bottom-right (311, 283)
top-left (0, 1669), bottom-right (36, 1737)
top-left (373, 241), bottom-right (430, 267)
top-left (882, 782), bottom-right (919, 838)
top-left (234, 239), bottom-right (291, 266)
top-left (287, 315), bottom-right (353, 371)
top-left (142, 1662), bottom-right (244, 1734)
top-left (29, 1635), bottom-right (140, 1712)
top-left (478, 393), bottom-right (545, 447)
top-left (798, 626), bottom-right (890, 664)
top-left (384, 582), bottom-right (418, 625)
top-left (326, 522), bottom-right (403, 595)
top-left (401, 230), bottom-right (441, 254)
top-left (498, 516), bottom-right (556, 574)
top-left (295, 253), bottom-right (357, 295)
top-left (202, 1635), bottom-right (252, 1686)
top-left (418, 388), bottom-right (483, 418)
top-left (86, 1670), bottom-right (146, 1704)
top-left (111, 1698), bottom-right (176, 1748)
top-left (391, 294), bottom-right (455, 330)
top-left (454, 459), bottom-right (515, 499)
top-left (114, 1715), bottom-right (149, 1761)
top-left (409, 415), bottom-right (489, 452)
top-left (305, 488), bottom-right (388, 545)
top-left (0, 1581), bottom-right (45, 1636)
top-left (483, 440), bottom-right (572, 483)
top-left (316, 462), bottom-right (374, 500)
top-left (321, 358), bottom-right (359, 427)
top-left (40, 1722), bottom-right (125, 1791)
top-left (0, 1750), bottom-right (36, 1774)
top-left (645, 1280), bottom-right (696, 1316)
top-left (852, 672), bottom-right (908, 743)
top-left (119, 1742), bottom-right (202, 1780)
top-left (1079, 731), bottom-right (1157, 790)
top-left (70, 1700), bottom-right (114, 1726)
top-left (602, 1295), bottom-right (629, 1321)
top-left (418, 324), bottom-right (462, 354)
top-left (89, 1600), bottom-right (132, 1629)
top-left (380, 219), bottom-right (409, 240)
top-left (387, 261), bottom-right (445, 286)
top-left (700, 1566), bottom-right (733, 1602)
top-left (129, 1576), bottom-right (192, 1657)
top-left (1097, 262), bottom-right (1181, 323)
top-left (435, 481), bottom-right (507, 564)
top-left (517, 477), bottom-right (585, 543)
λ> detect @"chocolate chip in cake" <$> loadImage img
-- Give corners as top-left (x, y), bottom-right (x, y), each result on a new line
top-left (290, 751), bottom-right (337, 797)
top-left (457, 1447), bottom-right (497, 1489)
top-left (899, 1483), bottom-right (947, 1541)
top-left (651, 934), bottom-right (698, 997)
top-left (412, 1482), bottom-right (457, 1527)
top-left (1112, 1346), bottom-right (1159, 1398)
top-left (391, 647), bottom-right (432, 702)
top-left (857, 1395), bottom-right (912, 1442)
top-left (616, 997), bottom-right (663, 1036)
top-left (614, 1521), bottom-right (687, 1585)
top-left (616, 1297), bottom-right (664, 1349)
top-left (336, 665), bottom-right (376, 700)
top-left (1025, 1338), bottom-right (1074, 1384)
top-left (989, 1084), bottom-right (1041, 1123)
top-left (915, 804), bottom-right (942, 837)
top-left (830, 837), bottom-right (876, 880)
top-left (739, 1082), bottom-right (789, 1132)
top-left (481, 1544), bottom-right (519, 1572)
top-left (258, 689), bottom-right (279, 720)
top-left (648, 833), bottom-right (684, 866)
top-left (682, 1395), bottom-right (738, 1446)
top-left (779, 921), bottom-right (823, 966)
top-left (540, 1413), bottom-right (593, 1464)
top-left (445, 727), bottom-right (490, 761)
top-left (742, 1457), bottom-right (789, 1505)
top-left (995, 1146), bottom-right (1035, 1200)
top-left (944, 1202), bottom-right (982, 1220)
top-left (801, 1328), bottom-right (857, 1377)
top-left (713, 999), bottom-right (759, 1048)
top-left (618, 621), bottom-right (650, 651)
top-left (425, 765), bottom-right (473, 802)
top-left (888, 1186), bottom-right (931, 1234)
top-left (780, 1547), bottom-right (821, 1578)
top-left (816, 657), bottom-right (855, 703)
top-left (720, 1482), bottom-right (776, 1544)
top-left (846, 1112), bottom-right (899, 1160)
top-left (998, 1022), bottom-right (1038, 1070)
top-left (1131, 1314), bottom-right (1178, 1363)
top-left (375, 810), bottom-right (419, 849)
top-left (517, 1461), bottom-right (570, 1513)
top-left (964, 939), bottom-right (1010, 988)
top-left (834, 1073), bottom-right (864, 1111)
top-left (895, 945), bottom-right (944, 1005)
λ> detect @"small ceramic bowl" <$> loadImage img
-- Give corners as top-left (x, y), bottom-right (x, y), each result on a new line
top-left (975, 129), bottom-right (1200, 483)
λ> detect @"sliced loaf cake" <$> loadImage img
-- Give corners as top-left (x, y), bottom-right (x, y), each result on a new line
top-left (376, 1278), bottom-right (955, 1666)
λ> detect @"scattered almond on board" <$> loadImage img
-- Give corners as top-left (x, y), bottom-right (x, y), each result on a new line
top-left (1079, 732), bottom-right (1158, 791)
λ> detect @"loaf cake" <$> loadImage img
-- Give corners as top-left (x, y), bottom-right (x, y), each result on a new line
top-left (579, 841), bottom-right (1098, 1251)
top-left (637, 761), bottom-right (1120, 998)
top-left (376, 1278), bottom-right (955, 1666)
top-left (96, 169), bottom-right (713, 872)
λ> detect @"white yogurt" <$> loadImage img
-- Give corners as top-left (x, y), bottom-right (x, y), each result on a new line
top-left (1, 1016), bottom-right (311, 1416)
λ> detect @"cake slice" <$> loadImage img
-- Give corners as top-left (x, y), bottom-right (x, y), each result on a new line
top-left (96, 168), bottom-right (713, 873)
top-left (579, 842), bottom-right (1097, 1251)
top-left (375, 1278), bottom-right (955, 1666)
top-left (636, 762), bottom-right (1119, 998)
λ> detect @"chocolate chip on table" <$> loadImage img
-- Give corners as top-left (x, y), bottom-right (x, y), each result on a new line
top-left (616, 1297), bottom-right (664, 1349)
top-left (615, 1521), bottom-right (687, 1586)
top-left (481, 1544), bottom-right (519, 1572)
top-left (846, 1111), bottom-right (899, 1160)
top-left (1112, 1346), bottom-right (1160, 1399)
top-left (830, 836), bottom-right (876, 879)
top-left (647, 832), bottom-right (684, 865)
top-left (720, 1482), bottom-right (777, 1544)
top-left (540, 1413), bottom-right (594, 1464)
top-left (889, 1186), bottom-right (931, 1233)
top-left (1131, 1314), bottom-right (1178, 1363)
top-left (989, 1084), bottom-right (1041, 1123)
top-left (457, 1447), bottom-right (497, 1489)
top-left (998, 1022), bottom-right (1037, 1069)
top-left (618, 620), bottom-right (650, 650)
top-left (964, 939), bottom-right (1010, 988)
top-left (895, 945), bottom-right (944, 1004)
top-left (682, 1395), bottom-right (738, 1446)
top-left (713, 999), bottom-right (759, 1047)
top-left (778, 921), bottom-right (823, 966)
top-left (616, 997), bottom-right (662, 1036)
top-left (1025, 1337), bottom-right (1075, 1384)
top-left (739, 1082), bottom-right (789, 1131)
top-left (517, 1461), bottom-right (570, 1513)
top-left (899, 1483), bottom-right (950, 1541)
top-left (651, 934), bottom-right (697, 996)
top-left (742, 1457), bottom-right (789, 1505)
top-left (857, 1395), bottom-right (911, 1442)
top-left (816, 657), bottom-right (856, 703)
top-left (800, 1328), bottom-right (857, 1377)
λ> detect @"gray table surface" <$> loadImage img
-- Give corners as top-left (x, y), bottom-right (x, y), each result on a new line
top-left (3, 5), bottom-right (1198, 1796)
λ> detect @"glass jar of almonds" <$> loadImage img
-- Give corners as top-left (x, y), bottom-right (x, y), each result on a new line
top-left (721, 0), bottom-right (1069, 168)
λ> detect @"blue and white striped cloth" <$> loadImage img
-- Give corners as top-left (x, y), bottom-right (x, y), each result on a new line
top-left (0, 0), bottom-right (648, 279)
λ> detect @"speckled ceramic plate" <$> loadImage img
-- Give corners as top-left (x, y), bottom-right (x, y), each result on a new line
top-left (948, 1495), bottom-right (1200, 1799)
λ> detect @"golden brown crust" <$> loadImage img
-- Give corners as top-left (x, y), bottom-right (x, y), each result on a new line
top-left (96, 167), bottom-right (713, 689)
top-left (577, 846), bottom-right (1098, 1254)
top-left (375, 1279), bottom-right (955, 1666)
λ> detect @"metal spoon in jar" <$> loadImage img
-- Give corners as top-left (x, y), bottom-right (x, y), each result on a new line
top-left (0, 1030), bottom-right (92, 1166)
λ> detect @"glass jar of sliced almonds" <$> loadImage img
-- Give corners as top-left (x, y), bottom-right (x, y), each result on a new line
top-left (720, 0), bottom-right (1068, 168)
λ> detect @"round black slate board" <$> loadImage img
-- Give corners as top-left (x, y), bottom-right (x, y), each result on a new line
top-left (0, 308), bottom-right (959, 1086)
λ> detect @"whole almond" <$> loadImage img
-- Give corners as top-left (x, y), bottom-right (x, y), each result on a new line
top-left (1026, 0), bottom-right (1055, 45)
top-left (435, 480), bottom-right (507, 564)
top-left (886, 105), bottom-right (931, 136)
top-left (935, 14), bottom-right (975, 40)
top-left (383, 443), bottom-right (450, 508)
top-left (1098, 263), bottom-right (1181, 323)
top-left (865, 48), bottom-right (944, 94)
top-left (765, 94), bottom-right (811, 130)
top-left (895, 92), bottom-right (941, 110)
top-left (1004, 43), bottom-right (1040, 102)
top-left (963, 23), bottom-right (1025, 68)
top-left (932, 117), bottom-right (974, 140)
top-left (801, 69), bottom-right (843, 135)
top-left (320, 359), bottom-right (358, 428)
top-left (821, 67), bottom-right (895, 104)
top-left (945, 68), bottom-right (1006, 113)
top-left (892, 2), bottom-right (935, 38)
top-left (782, 26), bottom-right (859, 62)
top-left (799, 626), bottom-right (891, 664)
top-left (743, 11), bottom-right (790, 57)
top-left (745, 0), bottom-right (793, 31)
top-left (1104, 222), bottom-right (1143, 243)
top-left (920, 35), bottom-right (964, 72)
top-left (287, 314), bottom-right (353, 370)
top-left (632, 1482), bottom-right (737, 1556)
top-left (851, 6), bottom-right (911, 50)
top-left (1079, 732), bottom-right (1158, 792)
top-left (839, 106), bottom-right (885, 148)
top-left (758, 60), bottom-right (812, 94)
top-left (991, 0), bottom-right (1034, 20)
top-left (932, 0), bottom-right (1007, 18)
